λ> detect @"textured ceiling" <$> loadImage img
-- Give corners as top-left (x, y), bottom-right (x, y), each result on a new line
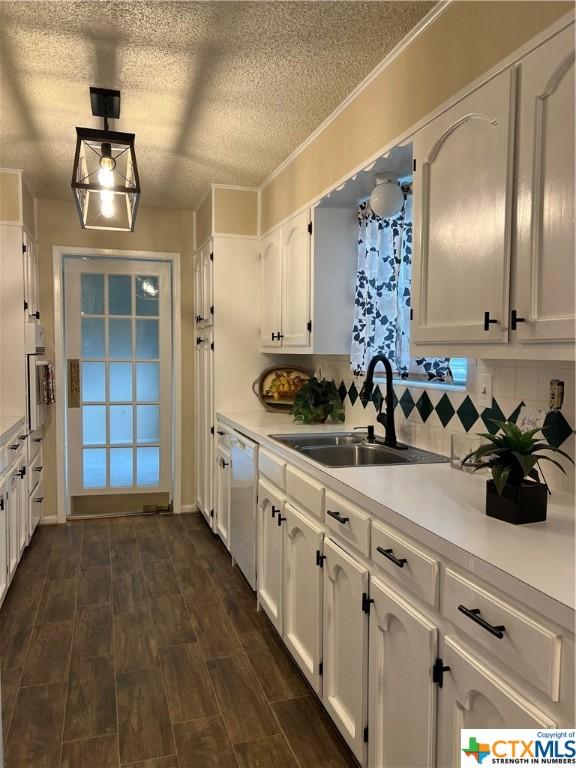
top-left (0, 1), bottom-right (434, 210)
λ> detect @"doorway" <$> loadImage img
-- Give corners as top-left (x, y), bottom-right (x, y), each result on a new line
top-left (54, 248), bottom-right (181, 520)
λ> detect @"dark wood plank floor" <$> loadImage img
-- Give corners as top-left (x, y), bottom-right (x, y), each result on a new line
top-left (0, 513), bottom-right (358, 768)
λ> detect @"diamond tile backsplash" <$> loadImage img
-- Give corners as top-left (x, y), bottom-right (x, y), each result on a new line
top-left (311, 357), bottom-right (575, 493)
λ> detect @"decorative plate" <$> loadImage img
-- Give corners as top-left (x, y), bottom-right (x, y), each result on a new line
top-left (252, 366), bottom-right (313, 413)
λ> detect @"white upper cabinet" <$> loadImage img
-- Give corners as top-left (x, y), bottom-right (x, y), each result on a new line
top-left (369, 576), bottom-right (438, 768)
top-left (260, 228), bottom-right (282, 348)
top-left (513, 26), bottom-right (575, 344)
top-left (412, 68), bottom-right (516, 345)
top-left (322, 538), bottom-right (368, 764)
top-left (194, 241), bottom-right (213, 327)
top-left (281, 209), bottom-right (311, 348)
top-left (194, 251), bottom-right (203, 325)
top-left (437, 636), bottom-right (556, 767)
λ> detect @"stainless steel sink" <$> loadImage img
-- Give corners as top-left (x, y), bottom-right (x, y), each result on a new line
top-left (270, 432), bottom-right (449, 467)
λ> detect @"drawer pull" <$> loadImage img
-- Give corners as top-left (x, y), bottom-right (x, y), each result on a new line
top-left (217, 430), bottom-right (225, 436)
top-left (34, 466), bottom-right (43, 472)
top-left (327, 509), bottom-right (349, 525)
top-left (458, 604), bottom-right (506, 639)
top-left (9, 444), bottom-right (19, 450)
top-left (376, 546), bottom-right (407, 568)
top-left (34, 497), bottom-right (44, 503)
top-left (277, 514), bottom-right (286, 526)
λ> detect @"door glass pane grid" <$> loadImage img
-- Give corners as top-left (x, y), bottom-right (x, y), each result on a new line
top-left (81, 270), bottom-right (161, 490)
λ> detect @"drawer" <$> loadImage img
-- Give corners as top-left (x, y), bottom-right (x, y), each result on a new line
top-left (28, 456), bottom-right (43, 491)
top-left (259, 448), bottom-right (286, 490)
top-left (286, 466), bottom-right (324, 520)
top-left (443, 568), bottom-right (562, 701)
top-left (216, 424), bottom-right (233, 450)
top-left (371, 520), bottom-right (439, 607)
top-left (324, 490), bottom-right (370, 556)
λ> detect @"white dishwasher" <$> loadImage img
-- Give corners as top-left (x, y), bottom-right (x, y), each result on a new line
top-left (229, 430), bottom-right (258, 590)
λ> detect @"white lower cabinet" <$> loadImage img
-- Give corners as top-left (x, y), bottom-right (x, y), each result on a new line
top-left (323, 537), bottom-right (368, 764)
top-left (215, 444), bottom-right (230, 547)
top-left (369, 575), bottom-right (439, 768)
top-left (0, 478), bottom-right (9, 603)
top-left (257, 479), bottom-right (285, 633)
top-left (437, 635), bottom-right (556, 767)
top-left (283, 502), bottom-right (323, 693)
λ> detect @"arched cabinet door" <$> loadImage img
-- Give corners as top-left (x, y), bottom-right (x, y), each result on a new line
top-left (283, 503), bottom-right (323, 693)
top-left (260, 228), bottom-right (282, 348)
top-left (412, 68), bottom-right (516, 345)
top-left (437, 636), bottom-right (556, 768)
top-left (513, 25), bottom-right (575, 343)
top-left (322, 538), bottom-right (368, 765)
top-left (369, 576), bottom-right (438, 768)
top-left (257, 479), bottom-right (284, 633)
top-left (281, 209), bottom-right (311, 348)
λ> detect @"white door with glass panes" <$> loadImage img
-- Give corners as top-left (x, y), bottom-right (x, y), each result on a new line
top-left (64, 258), bottom-right (172, 499)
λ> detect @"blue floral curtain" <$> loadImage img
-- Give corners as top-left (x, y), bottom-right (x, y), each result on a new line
top-left (351, 187), bottom-right (450, 380)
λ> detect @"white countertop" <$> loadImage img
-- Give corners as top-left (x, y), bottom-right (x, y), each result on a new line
top-left (218, 410), bottom-right (575, 627)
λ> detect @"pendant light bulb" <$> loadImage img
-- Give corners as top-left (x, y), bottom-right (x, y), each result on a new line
top-left (369, 173), bottom-right (404, 219)
top-left (100, 189), bottom-right (115, 218)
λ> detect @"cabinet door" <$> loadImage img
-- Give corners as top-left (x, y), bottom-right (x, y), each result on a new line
top-left (215, 445), bottom-right (231, 548)
top-left (323, 538), bottom-right (368, 764)
top-left (194, 251), bottom-right (204, 325)
top-left (0, 482), bottom-right (8, 603)
top-left (7, 473), bottom-right (19, 580)
top-left (260, 229), bottom-right (282, 348)
top-left (283, 502), bottom-right (323, 692)
top-left (514, 26), bottom-right (575, 343)
top-left (281, 209), bottom-right (311, 348)
top-left (17, 470), bottom-right (27, 555)
top-left (201, 243), bottom-right (213, 327)
top-left (201, 336), bottom-right (214, 527)
top-left (369, 576), bottom-right (438, 768)
top-left (412, 69), bottom-right (515, 344)
top-left (437, 636), bottom-right (556, 767)
top-left (257, 479), bottom-right (284, 633)
top-left (195, 336), bottom-right (205, 516)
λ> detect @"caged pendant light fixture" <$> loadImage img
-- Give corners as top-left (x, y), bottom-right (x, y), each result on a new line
top-left (71, 87), bottom-right (141, 232)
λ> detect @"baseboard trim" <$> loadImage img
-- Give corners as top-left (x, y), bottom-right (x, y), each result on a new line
top-left (181, 504), bottom-right (199, 514)
top-left (39, 515), bottom-right (58, 526)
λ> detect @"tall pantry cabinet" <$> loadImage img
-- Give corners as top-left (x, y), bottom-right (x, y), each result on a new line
top-left (193, 235), bottom-right (261, 528)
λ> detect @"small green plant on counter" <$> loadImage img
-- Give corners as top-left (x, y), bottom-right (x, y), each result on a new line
top-left (462, 420), bottom-right (573, 495)
top-left (291, 377), bottom-right (345, 425)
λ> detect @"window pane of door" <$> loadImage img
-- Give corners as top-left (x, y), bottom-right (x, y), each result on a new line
top-left (136, 363), bottom-right (159, 401)
top-left (110, 405), bottom-right (133, 444)
top-left (109, 319), bottom-right (133, 359)
top-left (137, 405), bottom-right (160, 444)
top-left (109, 363), bottom-right (132, 401)
top-left (136, 319), bottom-right (159, 359)
top-left (137, 447), bottom-right (159, 486)
top-left (82, 405), bottom-right (106, 445)
top-left (109, 275), bottom-right (132, 315)
top-left (136, 276), bottom-right (159, 316)
top-left (81, 362), bottom-right (105, 402)
top-left (83, 448), bottom-right (106, 488)
top-left (110, 448), bottom-right (133, 487)
top-left (81, 273), bottom-right (104, 315)
top-left (82, 318), bottom-right (105, 358)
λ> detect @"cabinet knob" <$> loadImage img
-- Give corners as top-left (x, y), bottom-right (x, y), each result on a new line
top-left (483, 311), bottom-right (498, 331)
top-left (510, 310), bottom-right (526, 331)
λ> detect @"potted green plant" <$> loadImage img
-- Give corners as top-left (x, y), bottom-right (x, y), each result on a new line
top-left (462, 420), bottom-right (573, 524)
top-left (290, 377), bottom-right (345, 425)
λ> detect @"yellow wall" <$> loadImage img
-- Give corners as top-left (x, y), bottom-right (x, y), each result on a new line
top-left (260, 0), bottom-right (572, 232)
top-left (0, 171), bottom-right (21, 223)
top-left (214, 187), bottom-right (258, 236)
top-left (195, 191), bottom-right (212, 248)
top-left (37, 199), bottom-right (195, 518)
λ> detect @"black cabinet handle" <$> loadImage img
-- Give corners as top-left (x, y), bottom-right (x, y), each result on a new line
top-left (271, 505), bottom-right (279, 518)
top-left (196, 337), bottom-right (205, 345)
top-left (16, 467), bottom-right (26, 478)
top-left (271, 332), bottom-right (284, 341)
top-left (34, 437), bottom-right (43, 443)
top-left (33, 311), bottom-right (40, 320)
top-left (34, 466), bottom-right (43, 472)
top-left (326, 509), bottom-right (349, 525)
top-left (9, 444), bottom-right (19, 450)
top-left (483, 311), bottom-right (498, 331)
top-left (217, 430), bottom-right (225, 436)
top-left (510, 310), bottom-right (525, 331)
top-left (221, 459), bottom-right (229, 469)
top-left (458, 604), bottom-right (506, 639)
top-left (277, 514), bottom-right (287, 526)
top-left (376, 546), bottom-right (407, 568)
top-left (18, 434), bottom-right (27, 441)
top-left (34, 497), bottom-right (44, 503)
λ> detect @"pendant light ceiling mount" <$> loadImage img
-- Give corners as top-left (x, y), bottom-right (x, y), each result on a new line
top-left (71, 87), bottom-right (141, 232)
top-left (369, 172), bottom-right (404, 219)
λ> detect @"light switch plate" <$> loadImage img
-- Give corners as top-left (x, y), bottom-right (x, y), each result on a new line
top-left (477, 373), bottom-right (492, 407)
